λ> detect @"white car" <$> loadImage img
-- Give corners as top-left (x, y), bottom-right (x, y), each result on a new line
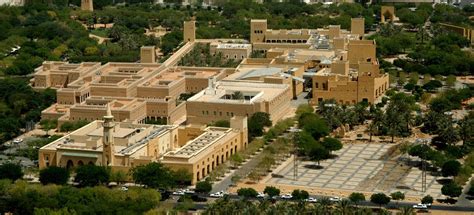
top-left (172, 190), bottom-right (185, 195)
top-left (305, 197), bottom-right (318, 203)
top-left (13, 138), bottom-right (23, 144)
top-left (257, 192), bottom-right (266, 198)
top-left (120, 186), bottom-right (128, 191)
top-left (329, 196), bottom-right (341, 202)
top-left (210, 191), bottom-right (225, 198)
top-left (183, 189), bottom-right (195, 194)
top-left (280, 194), bottom-right (293, 199)
top-left (413, 203), bottom-right (428, 209)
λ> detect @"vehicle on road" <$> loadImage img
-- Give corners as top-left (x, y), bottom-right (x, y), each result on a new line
top-left (183, 189), bottom-right (195, 194)
top-left (280, 194), bottom-right (292, 199)
top-left (13, 138), bottom-right (23, 144)
top-left (172, 190), bottom-right (185, 196)
top-left (257, 192), bottom-right (266, 198)
top-left (210, 191), bottom-right (227, 198)
top-left (329, 196), bottom-right (341, 202)
top-left (413, 204), bottom-right (428, 209)
top-left (305, 197), bottom-right (318, 203)
top-left (120, 186), bottom-right (128, 191)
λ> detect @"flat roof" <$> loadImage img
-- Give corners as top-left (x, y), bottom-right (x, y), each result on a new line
top-left (168, 127), bottom-right (230, 158)
top-left (188, 81), bottom-right (289, 103)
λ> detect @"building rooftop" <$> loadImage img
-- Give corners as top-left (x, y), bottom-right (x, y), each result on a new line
top-left (166, 127), bottom-right (230, 158)
top-left (216, 43), bottom-right (251, 49)
top-left (187, 80), bottom-right (289, 104)
top-left (41, 120), bottom-right (175, 156)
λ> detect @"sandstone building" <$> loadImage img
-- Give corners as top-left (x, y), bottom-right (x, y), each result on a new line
top-left (39, 104), bottom-right (248, 184)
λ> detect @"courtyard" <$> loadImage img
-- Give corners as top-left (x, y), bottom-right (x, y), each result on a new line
top-left (266, 143), bottom-right (444, 199)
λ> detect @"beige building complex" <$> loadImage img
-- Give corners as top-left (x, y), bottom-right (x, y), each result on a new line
top-left (39, 105), bottom-right (248, 184)
top-left (33, 60), bottom-right (232, 127)
top-left (33, 17), bottom-right (389, 128)
top-left (250, 19), bottom-right (364, 52)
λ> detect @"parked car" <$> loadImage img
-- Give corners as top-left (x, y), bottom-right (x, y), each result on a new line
top-left (120, 186), bottom-right (128, 191)
top-left (13, 138), bottom-right (23, 144)
top-left (257, 192), bottom-right (266, 198)
top-left (210, 191), bottom-right (226, 198)
top-left (329, 196), bottom-right (341, 202)
top-left (183, 189), bottom-right (195, 194)
top-left (305, 197), bottom-right (318, 203)
top-left (172, 190), bottom-right (185, 196)
top-left (413, 203), bottom-right (428, 209)
top-left (280, 194), bottom-right (293, 199)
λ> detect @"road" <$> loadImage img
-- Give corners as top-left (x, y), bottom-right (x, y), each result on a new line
top-left (172, 193), bottom-right (474, 212)
top-left (211, 143), bottom-right (268, 193)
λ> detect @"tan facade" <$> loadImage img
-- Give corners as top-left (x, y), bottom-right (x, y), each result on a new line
top-left (381, 6), bottom-right (396, 23)
top-left (186, 80), bottom-right (291, 125)
top-left (183, 21), bottom-right (196, 42)
top-left (439, 23), bottom-right (474, 44)
top-left (38, 111), bottom-right (247, 185)
top-left (34, 62), bottom-right (227, 126)
top-left (250, 19), bottom-right (267, 43)
top-left (210, 43), bottom-right (252, 60)
top-left (140, 46), bottom-right (156, 63)
top-left (81, 0), bottom-right (93, 11)
top-left (347, 40), bottom-right (376, 68)
top-left (312, 59), bottom-right (389, 105)
top-left (351, 18), bottom-right (365, 38)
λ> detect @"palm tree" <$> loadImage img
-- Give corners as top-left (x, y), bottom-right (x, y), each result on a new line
top-left (367, 120), bottom-right (377, 142)
top-left (397, 206), bottom-right (415, 215)
top-left (318, 197), bottom-right (332, 214)
top-left (232, 91), bottom-right (244, 100)
top-left (336, 199), bottom-right (352, 215)
top-left (355, 207), bottom-right (373, 215)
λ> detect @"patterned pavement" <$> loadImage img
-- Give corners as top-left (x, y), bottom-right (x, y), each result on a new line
top-left (267, 143), bottom-right (443, 198)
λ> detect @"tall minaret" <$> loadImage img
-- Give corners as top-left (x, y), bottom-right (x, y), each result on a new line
top-left (102, 103), bottom-right (115, 166)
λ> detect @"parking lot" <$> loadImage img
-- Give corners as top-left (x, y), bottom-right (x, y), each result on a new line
top-left (266, 143), bottom-right (443, 199)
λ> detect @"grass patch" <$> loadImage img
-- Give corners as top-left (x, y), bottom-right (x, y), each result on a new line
top-left (90, 29), bottom-right (110, 38)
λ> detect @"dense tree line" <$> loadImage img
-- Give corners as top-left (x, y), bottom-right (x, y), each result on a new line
top-left (0, 79), bottom-right (56, 143)
top-left (0, 180), bottom-right (161, 214)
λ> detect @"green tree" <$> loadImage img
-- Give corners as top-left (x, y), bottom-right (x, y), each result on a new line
top-left (421, 195), bottom-right (433, 205)
top-left (349, 192), bottom-right (365, 206)
top-left (230, 153), bottom-right (244, 168)
top-left (213, 120), bottom-right (230, 128)
top-left (263, 186), bottom-right (280, 198)
top-left (172, 168), bottom-right (192, 186)
top-left (195, 180), bottom-right (212, 193)
top-left (237, 187), bottom-right (258, 198)
top-left (39, 166), bottom-right (69, 185)
top-left (321, 137), bottom-right (342, 153)
top-left (370, 193), bottom-right (391, 208)
top-left (299, 113), bottom-right (329, 141)
top-left (308, 143), bottom-right (329, 167)
top-left (441, 182), bottom-right (462, 199)
top-left (445, 75), bottom-right (456, 88)
top-left (397, 207), bottom-right (415, 215)
top-left (0, 163), bottom-right (23, 181)
top-left (74, 164), bottom-right (109, 187)
top-left (291, 189), bottom-right (309, 200)
top-left (441, 160), bottom-right (461, 177)
top-left (390, 191), bottom-right (405, 207)
top-left (248, 112), bottom-right (272, 139)
top-left (295, 104), bottom-right (314, 119)
top-left (110, 170), bottom-right (127, 185)
top-left (131, 162), bottom-right (174, 189)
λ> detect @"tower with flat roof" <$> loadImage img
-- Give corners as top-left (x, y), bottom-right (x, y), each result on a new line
top-left (250, 19), bottom-right (267, 43)
top-left (140, 46), bottom-right (156, 63)
top-left (183, 20), bottom-right (196, 42)
top-left (351, 18), bottom-right (365, 38)
top-left (81, 0), bottom-right (93, 11)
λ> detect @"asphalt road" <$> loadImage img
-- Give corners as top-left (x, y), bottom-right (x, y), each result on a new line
top-left (172, 193), bottom-right (474, 212)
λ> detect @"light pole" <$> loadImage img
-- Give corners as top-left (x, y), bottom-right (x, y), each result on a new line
top-left (289, 125), bottom-right (302, 181)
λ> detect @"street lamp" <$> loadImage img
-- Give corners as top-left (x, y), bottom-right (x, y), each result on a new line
top-left (289, 125), bottom-right (302, 181)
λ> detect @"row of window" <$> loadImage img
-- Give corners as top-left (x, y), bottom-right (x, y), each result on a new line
top-left (202, 110), bottom-right (234, 117)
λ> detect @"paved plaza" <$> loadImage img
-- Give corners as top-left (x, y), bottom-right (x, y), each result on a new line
top-left (267, 143), bottom-right (443, 198)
